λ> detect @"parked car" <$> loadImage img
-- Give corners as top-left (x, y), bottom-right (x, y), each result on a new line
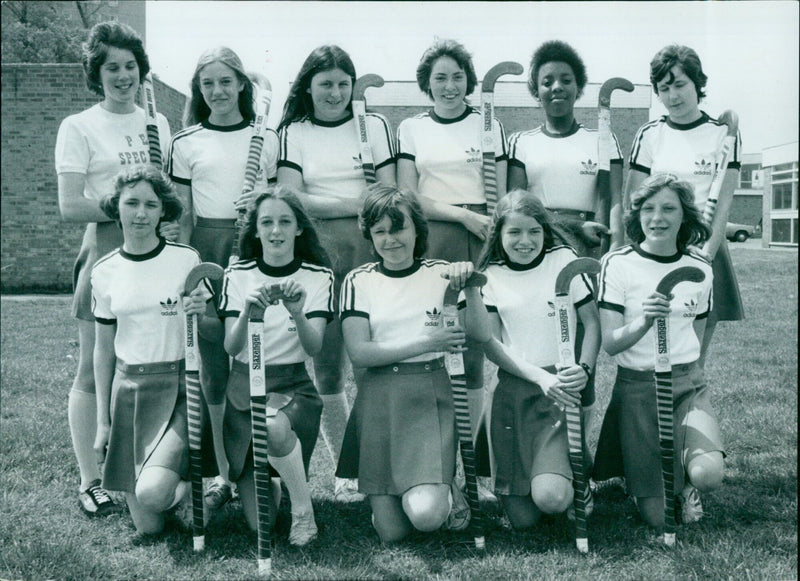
top-left (726, 222), bottom-right (756, 242)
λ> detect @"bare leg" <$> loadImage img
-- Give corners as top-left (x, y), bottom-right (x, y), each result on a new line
top-left (71, 320), bottom-right (101, 491)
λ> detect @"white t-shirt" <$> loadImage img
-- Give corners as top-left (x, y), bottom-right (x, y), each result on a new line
top-left (396, 107), bottom-right (507, 206)
top-left (597, 244), bottom-right (713, 370)
top-left (55, 103), bottom-right (171, 201)
top-left (482, 246), bottom-right (593, 368)
top-left (340, 259), bottom-right (453, 364)
top-left (168, 119), bottom-right (279, 219)
top-left (508, 122), bottom-right (622, 212)
top-left (628, 112), bottom-right (742, 208)
top-left (219, 257), bottom-right (334, 365)
top-left (278, 112), bottom-right (395, 199)
top-left (91, 239), bottom-right (200, 364)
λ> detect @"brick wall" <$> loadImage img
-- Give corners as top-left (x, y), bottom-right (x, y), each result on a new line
top-left (1, 64), bottom-right (186, 292)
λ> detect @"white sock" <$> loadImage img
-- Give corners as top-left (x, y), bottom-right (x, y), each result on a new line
top-left (319, 392), bottom-right (350, 466)
top-left (69, 389), bottom-right (101, 490)
top-left (269, 440), bottom-right (312, 516)
top-left (466, 388), bottom-right (485, 442)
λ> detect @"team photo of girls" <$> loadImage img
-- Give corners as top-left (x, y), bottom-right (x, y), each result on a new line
top-left (3, 2), bottom-right (796, 579)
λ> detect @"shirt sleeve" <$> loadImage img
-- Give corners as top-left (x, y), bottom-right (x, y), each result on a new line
top-left (157, 113), bottom-right (171, 157)
top-left (396, 118), bottom-right (416, 161)
top-left (367, 113), bottom-right (396, 170)
top-left (54, 116), bottom-right (90, 175)
top-left (167, 132), bottom-right (191, 185)
top-left (628, 122), bottom-right (654, 174)
top-left (507, 131), bottom-right (525, 170)
top-left (597, 254), bottom-right (625, 313)
top-left (494, 118), bottom-right (508, 162)
top-left (339, 270), bottom-right (369, 320)
top-left (481, 273), bottom-right (498, 313)
top-left (571, 272), bottom-right (594, 309)
top-left (305, 268), bottom-right (335, 320)
top-left (90, 265), bottom-right (115, 324)
top-left (261, 129), bottom-right (280, 182)
top-left (218, 268), bottom-right (243, 319)
top-left (611, 131), bottom-right (623, 165)
top-left (278, 124), bottom-right (303, 173)
top-left (696, 263), bottom-right (713, 319)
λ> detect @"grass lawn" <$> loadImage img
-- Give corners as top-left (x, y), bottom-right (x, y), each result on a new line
top-left (1, 246), bottom-right (796, 580)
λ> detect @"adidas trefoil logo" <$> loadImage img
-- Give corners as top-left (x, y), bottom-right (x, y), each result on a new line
top-left (466, 147), bottom-right (481, 164)
top-left (160, 297), bottom-right (179, 317)
top-left (580, 159), bottom-right (597, 175)
top-left (353, 154), bottom-right (363, 170)
top-left (547, 300), bottom-right (557, 317)
top-left (683, 298), bottom-right (698, 318)
top-left (424, 307), bottom-right (441, 327)
top-left (694, 158), bottom-right (713, 176)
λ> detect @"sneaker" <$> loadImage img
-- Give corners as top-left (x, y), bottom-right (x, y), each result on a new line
top-left (592, 476), bottom-right (627, 494)
top-left (288, 511), bottom-right (318, 546)
top-left (445, 483), bottom-right (471, 531)
top-left (567, 485), bottom-right (594, 521)
top-left (334, 477), bottom-right (366, 503)
top-left (679, 484), bottom-right (704, 524)
top-left (477, 479), bottom-right (498, 504)
top-left (78, 480), bottom-right (120, 517)
top-left (204, 479), bottom-right (233, 511)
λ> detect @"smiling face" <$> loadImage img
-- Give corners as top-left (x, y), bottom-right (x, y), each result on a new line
top-left (99, 46), bottom-right (140, 112)
top-left (118, 181), bottom-right (163, 243)
top-left (308, 67), bottom-right (352, 122)
top-left (198, 60), bottom-right (244, 125)
top-left (639, 187), bottom-right (684, 254)
top-left (256, 198), bottom-right (301, 266)
top-left (369, 207), bottom-right (417, 271)
top-left (536, 61), bottom-right (578, 122)
top-left (429, 56), bottom-right (468, 118)
top-left (656, 65), bottom-right (701, 124)
top-left (500, 211), bottom-right (544, 265)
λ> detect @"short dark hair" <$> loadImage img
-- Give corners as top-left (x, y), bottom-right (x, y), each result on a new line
top-left (184, 46), bottom-right (256, 126)
top-left (278, 45), bottom-right (356, 132)
top-left (237, 186), bottom-right (330, 267)
top-left (625, 173), bottom-right (711, 252)
top-left (416, 39), bottom-right (478, 99)
top-left (528, 40), bottom-right (587, 100)
top-left (101, 165), bottom-right (183, 224)
top-left (359, 184), bottom-right (429, 259)
top-left (82, 21), bottom-right (150, 97)
top-left (476, 189), bottom-right (556, 270)
top-left (650, 44), bottom-right (708, 101)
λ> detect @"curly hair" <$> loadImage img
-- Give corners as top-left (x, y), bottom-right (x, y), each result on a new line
top-left (649, 44), bottom-right (708, 101)
top-left (237, 186), bottom-right (330, 267)
top-left (100, 165), bottom-right (183, 224)
top-left (359, 184), bottom-right (429, 259)
top-left (82, 21), bottom-right (150, 97)
top-left (278, 45), bottom-right (356, 132)
top-left (527, 40), bottom-right (587, 100)
top-left (476, 189), bottom-right (556, 270)
top-left (183, 46), bottom-right (256, 126)
top-left (625, 173), bottom-right (711, 252)
top-left (415, 38), bottom-right (478, 99)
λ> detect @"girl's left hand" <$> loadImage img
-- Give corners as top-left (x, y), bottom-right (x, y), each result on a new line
top-left (234, 189), bottom-right (257, 213)
top-left (159, 220), bottom-right (181, 242)
top-left (183, 283), bottom-right (212, 316)
top-left (273, 279), bottom-right (306, 316)
top-left (555, 364), bottom-right (588, 394)
top-left (441, 261), bottom-right (474, 291)
top-left (579, 221), bottom-right (609, 246)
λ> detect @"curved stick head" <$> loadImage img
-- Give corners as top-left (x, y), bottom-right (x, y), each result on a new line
top-left (655, 266), bottom-right (705, 296)
top-left (481, 61), bottom-right (524, 93)
top-left (555, 258), bottom-right (601, 296)
top-left (353, 74), bottom-right (385, 101)
top-left (184, 262), bottom-right (225, 294)
top-left (598, 77), bottom-right (635, 107)
top-left (718, 110), bottom-right (739, 136)
top-left (247, 71), bottom-right (272, 92)
top-left (443, 271), bottom-right (487, 305)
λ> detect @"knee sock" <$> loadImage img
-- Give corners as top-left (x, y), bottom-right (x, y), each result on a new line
top-left (269, 440), bottom-right (312, 516)
top-left (466, 388), bottom-right (485, 442)
top-left (69, 389), bottom-right (101, 490)
top-left (319, 392), bottom-right (350, 466)
top-left (206, 402), bottom-right (230, 484)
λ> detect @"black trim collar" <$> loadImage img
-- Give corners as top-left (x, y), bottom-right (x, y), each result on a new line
top-left (503, 249), bottom-right (546, 271)
top-left (309, 112), bottom-right (354, 128)
top-left (378, 258), bottom-right (421, 278)
top-left (665, 111), bottom-right (708, 131)
top-left (256, 256), bottom-right (303, 277)
top-left (429, 106), bottom-right (473, 125)
top-left (120, 237), bottom-right (165, 262)
top-left (202, 118), bottom-right (251, 132)
top-left (541, 120), bottom-right (580, 139)
top-left (633, 243), bottom-right (682, 263)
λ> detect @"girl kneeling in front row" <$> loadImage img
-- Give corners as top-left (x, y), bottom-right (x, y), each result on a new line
top-left (462, 190), bottom-right (601, 528)
top-left (337, 185), bottom-right (475, 542)
top-left (593, 173), bottom-right (725, 526)
top-left (219, 187), bottom-right (334, 546)
top-left (92, 166), bottom-right (210, 535)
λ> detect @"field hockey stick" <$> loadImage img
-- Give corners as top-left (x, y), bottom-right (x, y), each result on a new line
top-left (653, 266), bottom-right (706, 547)
top-left (142, 73), bottom-right (162, 170)
top-left (183, 262), bottom-right (225, 552)
top-left (597, 78), bottom-right (634, 254)
top-left (481, 62), bottom-right (523, 215)
top-left (230, 73), bottom-right (273, 265)
top-left (554, 258), bottom-right (601, 554)
top-left (442, 271), bottom-right (488, 550)
top-left (352, 74), bottom-right (384, 185)
top-left (702, 110), bottom-right (739, 227)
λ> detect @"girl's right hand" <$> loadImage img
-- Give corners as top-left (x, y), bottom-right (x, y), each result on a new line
top-left (541, 375), bottom-right (581, 408)
top-left (429, 322), bottom-right (467, 353)
top-left (460, 210), bottom-right (491, 241)
top-left (244, 283), bottom-right (279, 315)
top-left (640, 291), bottom-right (672, 326)
top-left (94, 423), bottom-right (110, 464)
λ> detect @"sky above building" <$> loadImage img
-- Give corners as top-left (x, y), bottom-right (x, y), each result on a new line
top-left (147, 1), bottom-right (798, 154)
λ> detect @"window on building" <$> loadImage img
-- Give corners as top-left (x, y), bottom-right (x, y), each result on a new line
top-left (739, 164), bottom-right (763, 189)
top-left (771, 218), bottom-right (798, 244)
top-left (772, 182), bottom-right (794, 210)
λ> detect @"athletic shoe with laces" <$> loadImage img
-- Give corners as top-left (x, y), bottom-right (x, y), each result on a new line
top-left (78, 479), bottom-right (120, 517)
top-left (288, 511), bottom-right (318, 546)
top-left (444, 482), bottom-right (471, 531)
top-left (679, 484), bottom-right (704, 524)
top-left (204, 479), bottom-right (233, 511)
top-left (567, 484), bottom-right (594, 521)
top-left (334, 477), bottom-right (365, 503)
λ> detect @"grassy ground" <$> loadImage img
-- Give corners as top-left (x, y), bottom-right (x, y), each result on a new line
top-left (1, 247), bottom-right (796, 580)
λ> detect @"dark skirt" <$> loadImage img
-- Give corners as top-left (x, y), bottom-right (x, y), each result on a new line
top-left (593, 363), bottom-right (725, 498)
top-left (710, 242), bottom-right (744, 322)
top-left (336, 359), bottom-right (457, 495)
top-left (491, 368), bottom-right (574, 496)
top-left (224, 360), bottom-right (322, 482)
top-left (72, 222), bottom-right (124, 321)
top-left (315, 217), bottom-right (374, 291)
top-left (103, 360), bottom-right (188, 493)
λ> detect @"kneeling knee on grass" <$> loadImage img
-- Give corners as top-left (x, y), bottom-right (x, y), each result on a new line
top-left (370, 484), bottom-right (451, 542)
